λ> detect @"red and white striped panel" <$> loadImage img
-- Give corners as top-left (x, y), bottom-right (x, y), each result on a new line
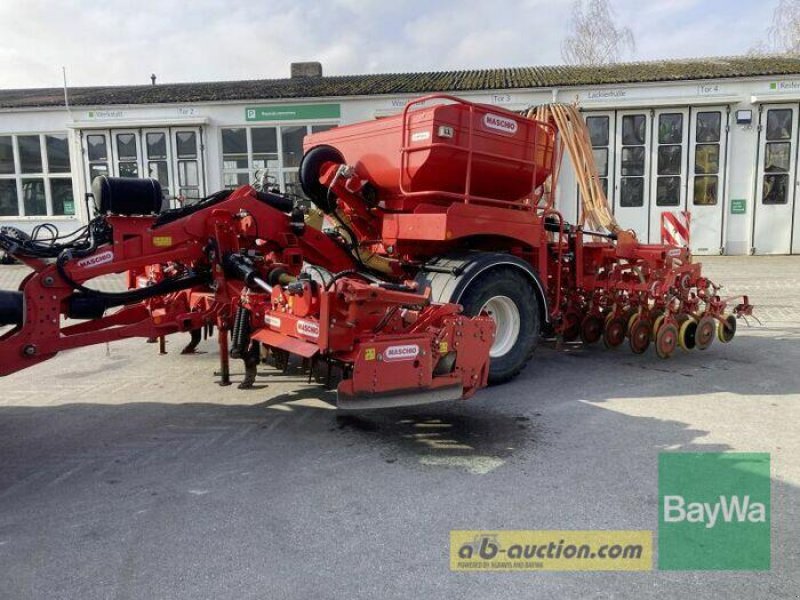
top-left (661, 211), bottom-right (690, 247)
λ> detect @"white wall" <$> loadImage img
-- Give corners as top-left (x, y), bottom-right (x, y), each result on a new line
top-left (4, 74), bottom-right (800, 254)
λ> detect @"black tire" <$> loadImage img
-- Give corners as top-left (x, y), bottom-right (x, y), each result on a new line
top-left (458, 267), bottom-right (540, 385)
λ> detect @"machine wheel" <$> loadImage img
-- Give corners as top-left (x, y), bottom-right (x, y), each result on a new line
top-left (695, 315), bottom-right (716, 350)
top-left (651, 314), bottom-right (665, 341)
top-left (655, 323), bottom-right (679, 358)
top-left (603, 315), bottom-right (626, 348)
top-left (562, 310), bottom-right (581, 342)
top-left (625, 310), bottom-right (639, 338)
top-left (629, 317), bottom-right (652, 354)
top-left (678, 316), bottom-right (698, 351)
top-left (459, 268), bottom-right (540, 385)
top-left (580, 315), bottom-right (603, 344)
top-left (298, 145), bottom-right (344, 213)
top-left (717, 315), bottom-right (737, 343)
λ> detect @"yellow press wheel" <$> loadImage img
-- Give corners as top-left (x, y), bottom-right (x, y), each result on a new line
top-left (677, 316), bottom-right (698, 351)
top-left (717, 314), bottom-right (737, 343)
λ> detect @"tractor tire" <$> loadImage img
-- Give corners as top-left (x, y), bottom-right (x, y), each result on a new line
top-left (458, 267), bottom-right (540, 385)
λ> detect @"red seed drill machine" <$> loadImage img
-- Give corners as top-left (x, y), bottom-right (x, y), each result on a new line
top-left (0, 95), bottom-right (752, 408)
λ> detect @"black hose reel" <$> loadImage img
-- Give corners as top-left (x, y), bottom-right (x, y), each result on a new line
top-left (298, 145), bottom-right (345, 214)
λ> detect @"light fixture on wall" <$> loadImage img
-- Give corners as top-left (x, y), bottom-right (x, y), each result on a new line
top-left (736, 110), bottom-right (753, 125)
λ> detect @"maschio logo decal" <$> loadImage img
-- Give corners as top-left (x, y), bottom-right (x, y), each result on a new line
top-left (77, 250), bottom-right (114, 269)
top-left (483, 113), bottom-right (518, 135)
top-left (296, 320), bottom-right (319, 338)
top-left (450, 530), bottom-right (651, 571)
top-left (658, 452), bottom-right (770, 570)
top-left (383, 344), bottom-right (419, 361)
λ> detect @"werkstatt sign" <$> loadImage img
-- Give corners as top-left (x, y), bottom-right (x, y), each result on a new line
top-left (245, 104), bottom-right (340, 121)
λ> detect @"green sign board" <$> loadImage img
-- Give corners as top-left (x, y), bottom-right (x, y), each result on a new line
top-left (659, 452), bottom-right (770, 570)
top-left (245, 103), bottom-right (340, 122)
top-left (730, 198), bottom-right (747, 215)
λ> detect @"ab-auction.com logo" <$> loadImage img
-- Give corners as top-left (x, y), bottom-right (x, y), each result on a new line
top-left (658, 452), bottom-right (770, 570)
top-left (450, 530), bottom-right (651, 571)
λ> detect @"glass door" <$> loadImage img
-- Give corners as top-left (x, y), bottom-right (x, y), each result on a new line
top-left (688, 108), bottom-right (728, 255)
top-left (753, 104), bottom-right (798, 254)
top-left (172, 128), bottom-right (204, 203)
top-left (614, 111), bottom-right (651, 239)
top-left (581, 112), bottom-right (615, 226)
top-left (648, 109), bottom-right (689, 244)
top-left (84, 131), bottom-right (112, 184)
top-left (111, 129), bottom-right (142, 178)
top-left (143, 129), bottom-right (172, 209)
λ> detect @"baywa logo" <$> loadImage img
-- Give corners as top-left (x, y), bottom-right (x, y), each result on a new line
top-left (663, 494), bottom-right (766, 529)
top-left (658, 452), bottom-right (770, 570)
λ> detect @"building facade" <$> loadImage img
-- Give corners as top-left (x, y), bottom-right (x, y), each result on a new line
top-left (2, 56), bottom-right (800, 255)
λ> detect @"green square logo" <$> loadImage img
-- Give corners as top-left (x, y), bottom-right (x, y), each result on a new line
top-left (770, 82), bottom-right (778, 90)
top-left (658, 453), bottom-right (770, 570)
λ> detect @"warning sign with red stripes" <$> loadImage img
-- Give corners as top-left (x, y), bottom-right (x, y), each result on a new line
top-left (661, 212), bottom-right (690, 247)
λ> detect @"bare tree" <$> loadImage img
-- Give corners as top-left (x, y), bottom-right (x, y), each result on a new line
top-left (561, 0), bottom-right (636, 65)
top-left (751, 0), bottom-right (800, 55)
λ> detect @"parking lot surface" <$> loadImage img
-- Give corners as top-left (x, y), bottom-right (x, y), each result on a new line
top-left (0, 256), bottom-right (798, 599)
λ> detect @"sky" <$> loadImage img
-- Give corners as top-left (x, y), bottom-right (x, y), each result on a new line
top-left (0, 0), bottom-right (783, 89)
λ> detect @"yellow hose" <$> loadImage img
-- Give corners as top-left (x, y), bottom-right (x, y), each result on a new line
top-left (525, 103), bottom-right (621, 235)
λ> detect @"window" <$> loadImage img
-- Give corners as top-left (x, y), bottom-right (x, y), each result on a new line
top-left (762, 109), bottom-right (791, 205)
top-left (221, 123), bottom-right (338, 195)
top-left (0, 137), bottom-right (14, 174)
top-left (18, 136), bottom-right (42, 173)
top-left (116, 133), bottom-right (138, 177)
top-left (87, 134), bottom-right (109, 181)
top-left (0, 132), bottom-right (75, 217)
top-left (766, 109), bottom-right (792, 141)
top-left (584, 116), bottom-right (610, 199)
top-left (622, 114), bottom-right (646, 146)
top-left (46, 135), bottom-right (70, 172)
top-left (694, 111), bottom-right (723, 206)
top-left (586, 116), bottom-right (609, 147)
top-left (696, 112), bottom-right (721, 143)
top-left (0, 180), bottom-right (17, 216)
top-left (281, 126), bottom-right (305, 168)
top-left (621, 146), bottom-right (645, 176)
top-left (176, 131), bottom-right (198, 158)
top-left (619, 114), bottom-right (647, 207)
top-left (146, 132), bottom-right (170, 193)
top-left (655, 113), bottom-right (683, 207)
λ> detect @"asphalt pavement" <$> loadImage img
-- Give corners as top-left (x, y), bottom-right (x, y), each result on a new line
top-left (0, 257), bottom-right (798, 599)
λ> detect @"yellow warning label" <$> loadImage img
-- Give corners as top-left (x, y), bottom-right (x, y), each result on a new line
top-left (364, 348), bottom-right (376, 361)
top-left (153, 236), bottom-right (173, 247)
top-left (439, 341), bottom-right (449, 354)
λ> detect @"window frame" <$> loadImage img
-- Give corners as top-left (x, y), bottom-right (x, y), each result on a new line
top-left (0, 132), bottom-right (76, 219)
top-left (220, 121), bottom-right (338, 195)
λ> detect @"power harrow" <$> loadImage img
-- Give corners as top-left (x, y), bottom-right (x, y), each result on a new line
top-left (0, 95), bottom-right (752, 409)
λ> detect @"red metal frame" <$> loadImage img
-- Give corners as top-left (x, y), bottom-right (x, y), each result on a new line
top-left (397, 94), bottom-right (557, 211)
top-left (0, 95), bottom-right (753, 406)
